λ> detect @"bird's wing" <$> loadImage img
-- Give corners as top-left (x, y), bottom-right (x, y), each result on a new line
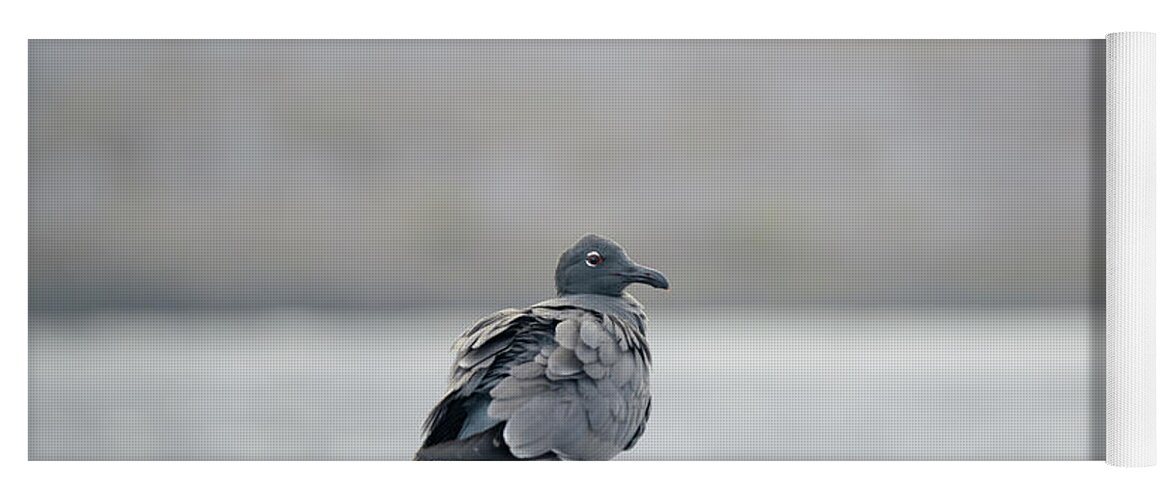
top-left (418, 304), bottom-right (650, 460)
top-left (487, 305), bottom-right (651, 460)
top-left (420, 307), bottom-right (549, 448)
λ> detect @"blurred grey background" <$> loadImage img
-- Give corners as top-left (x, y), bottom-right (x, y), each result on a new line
top-left (29, 40), bottom-right (1105, 460)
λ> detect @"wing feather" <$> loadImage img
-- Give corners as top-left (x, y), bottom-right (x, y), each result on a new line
top-left (420, 297), bottom-right (652, 461)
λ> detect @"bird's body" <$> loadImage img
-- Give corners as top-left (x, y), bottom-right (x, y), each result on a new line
top-left (416, 235), bottom-right (668, 460)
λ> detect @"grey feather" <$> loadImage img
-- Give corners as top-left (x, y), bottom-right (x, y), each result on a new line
top-left (510, 361), bottom-right (545, 379)
top-left (554, 319), bottom-right (580, 347)
top-left (574, 345), bottom-right (598, 364)
top-left (597, 340), bottom-right (619, 365)
top-left (583, 362), bottom-right (608, 380)
top-left (611, 353), bottom-right (637, 386)
top-left (579, 319), bottom-right (606, 348)
top-left (546, 347), bottom-right (584, 378)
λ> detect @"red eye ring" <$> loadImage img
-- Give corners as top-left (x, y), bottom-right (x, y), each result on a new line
top-left (585, 251), bottom-right (604, 267)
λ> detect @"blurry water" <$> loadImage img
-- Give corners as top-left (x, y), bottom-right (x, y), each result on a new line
top-left (29, 308), bottom-right (1103, 460)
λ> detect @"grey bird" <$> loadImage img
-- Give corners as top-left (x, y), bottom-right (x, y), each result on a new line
top-left (415, 234), bottom-right (669, 460)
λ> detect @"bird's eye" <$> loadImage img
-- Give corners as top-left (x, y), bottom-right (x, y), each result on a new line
top-left (585, 251), bottom-right (604, 267)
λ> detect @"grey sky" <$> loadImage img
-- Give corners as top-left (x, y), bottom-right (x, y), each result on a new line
top-left (30, 40), bottom-right (1104, 310)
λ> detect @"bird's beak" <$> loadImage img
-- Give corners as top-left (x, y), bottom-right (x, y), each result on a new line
top-left (624, 264), bottom-right (670, 290)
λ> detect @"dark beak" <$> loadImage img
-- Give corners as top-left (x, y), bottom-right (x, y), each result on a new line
top-left (623, 264), bottom-right (670, 290)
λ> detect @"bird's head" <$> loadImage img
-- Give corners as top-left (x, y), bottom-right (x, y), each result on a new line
top-left (554, 234), bottom-right (670, 297)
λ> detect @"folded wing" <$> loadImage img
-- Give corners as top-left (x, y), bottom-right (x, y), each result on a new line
top-left (417, 300), bottom-right (651, 461)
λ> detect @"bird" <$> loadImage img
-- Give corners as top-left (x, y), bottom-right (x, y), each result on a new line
top-left (415, 234), bottom-right (670, 460)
